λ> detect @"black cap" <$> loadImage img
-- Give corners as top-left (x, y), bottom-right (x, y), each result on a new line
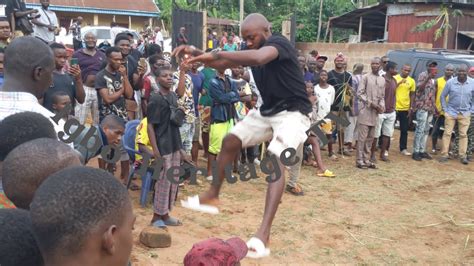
top-left (427, 60), bottom-right (438, 67)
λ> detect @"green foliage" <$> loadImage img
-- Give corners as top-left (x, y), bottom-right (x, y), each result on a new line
top-left (411, 4), bottom-right (463, 41)
top-left (156, 0), bottom-right (356, 42)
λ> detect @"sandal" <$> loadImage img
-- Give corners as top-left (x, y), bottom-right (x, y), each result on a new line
top-left (151, 219), bottom-right (167, 229)
top-left (317, 169), bottom-right (336, 178)
top-left (285, 184), bottom-right (304, 196)
top-left (163, 216), bottom-right (183, 226)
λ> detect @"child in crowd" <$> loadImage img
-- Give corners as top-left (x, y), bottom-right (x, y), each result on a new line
top-left (315, 70), bottom-right (337, 160)
top-left (307, 79), bottom-right (336, 177)
top-left (147, 66), bottom-right (186, 228)
top-left (30, 166), bottom-right (135, 266)
top-left (51, 90), bottom-right (75, 121)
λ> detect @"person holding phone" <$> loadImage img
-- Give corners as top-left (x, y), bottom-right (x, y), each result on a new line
top-left (411, 61), bottom-right (438, 161)
top-left (41, 43), bottom-right (85, 114)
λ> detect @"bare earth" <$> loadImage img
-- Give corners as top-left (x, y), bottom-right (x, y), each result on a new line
top-left (105, 130), bottom-right (474, 265)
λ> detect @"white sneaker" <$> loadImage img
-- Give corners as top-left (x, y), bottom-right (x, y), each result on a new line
top-left (206, 176), bottom-right (213, 181)
top-left (384, 151), bottom-right (389, 157)
top-left (401, 149), bottom-right (412, 156)
top-left (254, 159), bottom-right (261, 166)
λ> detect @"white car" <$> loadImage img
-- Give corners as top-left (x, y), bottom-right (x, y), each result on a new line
top-left (56, 26), bottom-right (140, 47)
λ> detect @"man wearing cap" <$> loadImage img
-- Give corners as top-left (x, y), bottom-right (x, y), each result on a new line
top-left (312, 55), bottom-right (327, 85)
top-left (411, 61), bottom-right (437, 161)
top-left (183, 237), bottom-right (248, 265)
top-left (439, 64), bottom-right (474, 165)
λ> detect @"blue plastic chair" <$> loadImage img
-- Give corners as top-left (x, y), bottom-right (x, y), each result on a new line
top-left (123, 120), bottom-right (154, 207)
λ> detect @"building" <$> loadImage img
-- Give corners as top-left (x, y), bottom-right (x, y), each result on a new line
top-left (25, 0), bottom-right (160, 32)
top-left (329, 0), bottom-right (474, 50)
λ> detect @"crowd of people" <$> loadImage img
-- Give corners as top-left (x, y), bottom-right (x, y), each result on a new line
top-left (0, 8), bottom-right (473, 265)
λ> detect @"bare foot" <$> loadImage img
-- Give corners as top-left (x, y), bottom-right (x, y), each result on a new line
top-left (253, 232), bottom-right (270, 246)
top-left (198, 191), bottom-right (220, 206)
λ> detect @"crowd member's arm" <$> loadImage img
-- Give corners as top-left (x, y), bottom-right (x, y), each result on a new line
top-left (96, 71), bottom-right (124, 104)
top-left (356, 75), bottom-right (371, 109)
top-left (417, 71), bottom-right (435, 91)
top-left (120, 65), bottom-right (134, 99)
top-left (69, 64), bottom-right (86, 104)
top-left (440, 80), bottom-right (451, 113)
top-left (133, 64), bottom-right (146, 90)
top-left (141, 77), bottom-right (151, 116)
top-left (174, 62), bottom-right (190, 98)
top-left (209, 79), bottom-right (241, 104)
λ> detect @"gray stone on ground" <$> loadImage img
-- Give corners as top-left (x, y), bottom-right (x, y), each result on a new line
top-left (139, 226), bottom-right (172, 248)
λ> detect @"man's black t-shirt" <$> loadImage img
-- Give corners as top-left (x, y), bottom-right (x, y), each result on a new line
top-left (250, 34), bottom-right (312, 116)
top-left (43, 72), bottom-right (77, 113)
top-left (147, 91), bottom-right (182, 156)
top-left (327, 70), bottom-right (353, 112)
top-left (95, 69), bottom-right (127, 122)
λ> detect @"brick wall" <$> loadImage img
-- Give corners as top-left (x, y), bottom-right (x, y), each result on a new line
top-left (295, 42), bottom-right (433, 72)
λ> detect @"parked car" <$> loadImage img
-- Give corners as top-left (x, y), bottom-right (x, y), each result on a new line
top-left (387, 49), bottom-right (474, 79)
top-left (56, 26), bottom-right (140, 47)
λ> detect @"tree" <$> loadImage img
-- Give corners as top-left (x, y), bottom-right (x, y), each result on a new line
top-left (411, 4), bottom-right (463, 49)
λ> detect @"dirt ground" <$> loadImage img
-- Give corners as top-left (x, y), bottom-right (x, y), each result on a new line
top-left (104, 130), bottom-right (474, 265)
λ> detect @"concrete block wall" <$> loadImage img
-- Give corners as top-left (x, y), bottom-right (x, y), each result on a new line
top-left (295, 42), bottom-right (433, 72)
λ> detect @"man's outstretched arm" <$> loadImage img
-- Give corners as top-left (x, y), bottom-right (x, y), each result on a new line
top-left (173, 45), bottom-right (278, 69)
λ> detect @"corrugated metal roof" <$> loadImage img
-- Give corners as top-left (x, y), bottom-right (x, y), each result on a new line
top-left (25, 3), bottom-right (160, 17)
top-left (459, 31), bottom-right (474, 39)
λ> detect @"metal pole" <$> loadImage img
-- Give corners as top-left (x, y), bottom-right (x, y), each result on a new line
top-left (317, 0), bottom-right (323, 42)
top-left (240, 0), bottom-right (244, 23)
top-left (358, 16), bottom-right (363, 43)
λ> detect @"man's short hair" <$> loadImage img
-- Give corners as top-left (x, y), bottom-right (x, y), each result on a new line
top-left (2, 138), bottom-right (81, 209)
top-left (145, 43), bottom-right (162, 57)
top-left (51, 90), bottom-right (70, 104)
top-left (30, 166), bottom-right (131, 258)
top-left (100, 114), bottom-right (126, 130)
top-left (49, 42), bottom-right (66, 50)
top-left (114, 33), bottom-right (130, 45)
top-left (0, 209), bottom-right (44, 266)
top-left (0, 17), bottom-right (9, 22)
top-left (105, 46), bottom-right (121, 58)
top-left (4, 36), bottom-right (54, 78)
top-left (148, 54), bottom-right (164, 66)
top-left (0, 112), bottom-right (57, 161)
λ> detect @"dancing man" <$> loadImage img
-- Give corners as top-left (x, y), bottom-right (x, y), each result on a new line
top-left (173, 13), bottom-right (312, 258)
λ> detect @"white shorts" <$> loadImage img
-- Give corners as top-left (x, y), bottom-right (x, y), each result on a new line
top-left (375, 111), bottom-right (396, 138)
top-left (230, 109), bottom-right (311, 157)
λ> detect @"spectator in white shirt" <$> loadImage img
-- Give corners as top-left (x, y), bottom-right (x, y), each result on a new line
top-left (154, 26), bottom-right (164, 49)
top-left (0, 36), bottom-right (64, 133)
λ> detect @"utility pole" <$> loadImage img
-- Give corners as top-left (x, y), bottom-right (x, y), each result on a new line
top-left (317, 0), bottom-right (323, 42)
top-left (240, 0), bottom-right (244, 32)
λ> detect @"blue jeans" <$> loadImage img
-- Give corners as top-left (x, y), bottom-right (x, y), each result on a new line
top-left (179, 122), bottom-right (195, 154)
top-left (413, 110), bottom-right (433, 153)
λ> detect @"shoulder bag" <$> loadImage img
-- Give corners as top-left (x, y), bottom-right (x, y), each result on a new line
top-left (159, 91), bottom-right (185, 127)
